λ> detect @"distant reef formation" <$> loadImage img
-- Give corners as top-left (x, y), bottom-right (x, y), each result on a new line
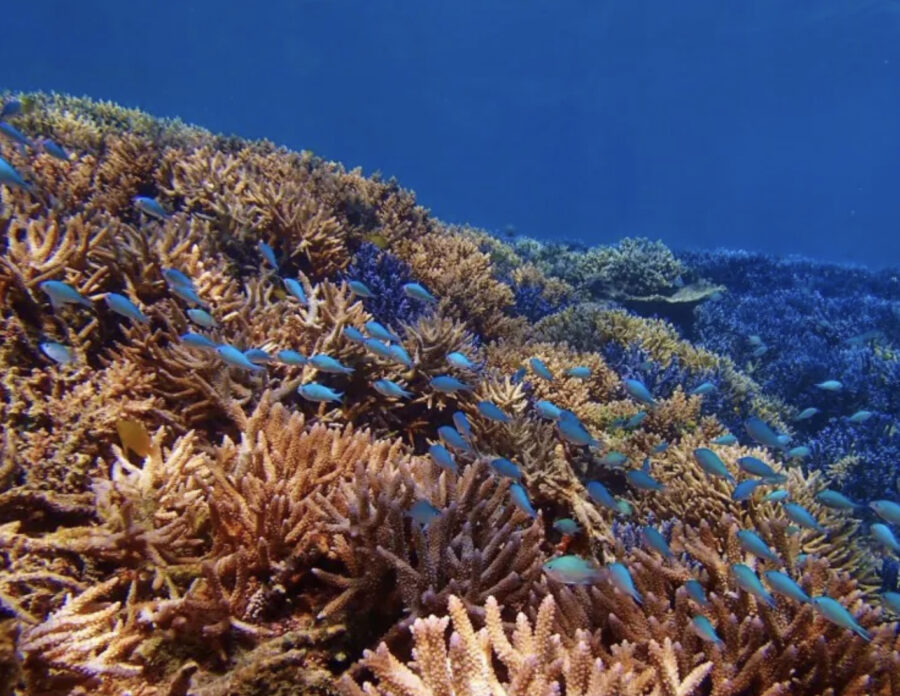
top-left (0, 92), bottom-right (898, 695)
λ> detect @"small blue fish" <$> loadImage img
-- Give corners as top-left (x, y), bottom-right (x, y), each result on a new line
top-left (691, 615), bottom-right (724, 647)
top-left (732, 479), bottom-right (765, 502)
top-left (364, 321), bottom-right (401, 344)
top-left (387, 344), bottom-right (413, 368)
top-left (624, 411), bottom-right (647, 429)
top-left (763, 570), bottom-right (811, 604)
top-left (402, 282), bottom-right (437, 303)
top-left (169, 282), bottom-right (204, 306)
top-left (283, 278), bottom-right (308, 306)
top-left (428, 444), bottom-right (458, 473)
top-left (430, 375), bottom-right (471, 394)
top-left (543, 555), bottom-right (603, 585)
top-left (626, 467), bottom-right (665, 492)
top-left (712, 434), bottom-right (738, 446)
top-left (309, 354), bottom-right (354, 375)
top-left (437, 425), bottom-right (472, 453)
top-left (736, 530), bottom-right (781, 564)
top-left (244, 349), bottom-right (272, 365)
top-left (534, 400), bottom-right (562, 420)
top-left (510, 366), bottom-right (527, 383)
top-left (597, 451), bottom-right (627, 467)
top-left (364, 338), bottom-right (393, 360)
top-left (163, 268), bottom-right (195, 290)
top-left (587, 480), bottom-right (621, 512)
top-left (616, 498), bottom-right (633, 516)
top-left (477, 400), bottom-right (511, 423)
top-left (811, 596), bottom-right (870, 641)
top-left (783, 502), bottom-right (827, 535)
top-left (105, 293), bottom-right (148, 323)
top-left (565, 366), bottom-right (591, 379)
top-left (553, 518), bottom-right (579, 535)
top-left (276, 350), bottom-right (307, 366)
top-left (736, 456), bottom-right (779, 479)
top-left (690, 381), bottom-right (716, 396)
top-left (39, 280), bottom-right (92, 310)
top-left (490, 457), bottom-right (523, 481)
top-left (0, 99), bottom-right (22, 120)
top-left (407, 499), bottom-right (441, 526)
top-left (848, 410), bottom-right (873, 424)
top-left (693, 448), bottom-right (735, 483)
top-left (343, 326), bottom-right (366, 343)
top-left (731, 564), bottom-right (776, 607)
top-left (297, 382), bottom-right (343, 403)
top-left (795, 407), bottom-right (820, 421)
top-left (624, 379), bottom-right (655, 407)
top-left (40, 341), bottom-right (74, 365)
top-left (872, 524), bottom-right (900, 553)
top-left (642, 526), bottom-right (674, 559)
top-left (815, 380), bottom-right (843, 391)
top-left (0, 122), bottom-right (31, 148)
top-left (217, 345), bottom-right (265, 372)
top-left (882, 592), bottom-right (900, 615)
top-left (258, 241), bottom-right (279, 270)
top-left (870, 500), bottom-right (900, 525)
top-left (815, 490), bottom-right (858, 510)
top-left (786, 446), bottom-right (811, 459)
top-left (744, 417), bottom-right (787, 450)
top-left (509, 482), bottom-right (536, 517)
top-left (180, 332), bottom-right (217, 350)
top-left (751, 345), bottom-right (768, 358)
top-left (347, 280), bottom-right (374, 298)
top-left (764, 489), bottom-right (789, 503)
top-left (446, 351), bottom-right (477, 370)
top-left (607, 562), bottom-right (642, 604)
top-left (653, 441), bottom-right (669, 453)
top-left (373, 378), bottom-right (412, 399)
top-left (133, 196), bottom-right (169, 220)
top-left (557, 411), bottom-right (599, 447)
top-left (452, 411), bottom-right (473, 442)
top-left (0, 156), bottom-right (33, 192)
top-left (529, 357), bottom-right (554, 381)
top-left (187, 308), bottom-right (217, 328)
top-left (685, 579), bottom-right (709, 607)
top-left (39, 138), bottom-right (69, 161)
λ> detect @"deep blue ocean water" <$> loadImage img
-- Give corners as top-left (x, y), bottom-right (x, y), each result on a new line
top-left (4, 1), bottom-right (900, 267)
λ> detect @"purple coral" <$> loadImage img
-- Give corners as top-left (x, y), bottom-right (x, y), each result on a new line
top-left (341, 242), bottom-right (424, 330)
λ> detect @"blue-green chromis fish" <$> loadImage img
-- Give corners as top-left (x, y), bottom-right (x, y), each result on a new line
top-left (732, 479), bottom-right (765, 502)
top-left (0, 99), bottom-right (22, 119)
top-left (0, 156), bottom-right (33, 192)
top-left (407, 499), bottom-right (441, 526)
top-left (343, 326), bottom-right (365, 343)
top-left (642, 525), bottom-right (673, 558)
top-left (365, 321), bottom-right (401, 344)
top-left (684, 579), bottom-right (709, 607)
top-left (794, 407), bottom-right (820, 421)
top-left (309, 354), bottom-right (354, 374)
top-left (607, 562), bottom-right (642, 604)
top-left (616, 498), bottom-right (633, 516)
top-left (811, 596), bottom-right (870, 641)
top-left (543, 555), bottom-right (603, 585)
top-left (553, 518), bottom-right (579, 535)
top-left (587, 480), bottom-right (620, 512)
top-left (815, 380), bottom-right (843, 391)
top-left (402, 282), bottom-right (437, 303)
top-left (490, 457), bottom-right (523, 481)
top-left (624, 411), bottom-right (647, 429)
top-left (736, 530), bottom-right (781, 564)
top-left (712, 433), bottom-right (737, 446)
top-left (133, 195), bottom-right (169, 220)
top-left (871, 524), bottom-right (900, 553)
top-left (557, 411), bottom-right (599, 447)
top-left (446, 351), bottom-right (477, 370)
top-left (763, 489), bottom-right (789, 503)
top-left (39, 280), bottom-right (91, 310)
top-left (388, 343), bottom-right (413, 368)
top-left (744, 416), bottom-right (786, 449)
top-left (477, 400), bottom-right (511, 423)
top-left (815, 489), bottom-right (858, 510)
top-left (163, 268), bottom-right (194, 290)
top-left (693, 448), bottom-right (735, 483)
top-left (180, 332), bottom-right (217, 350)
top-left (373, 378), bottom-right (412, 399)
top-left (690, 615), bottom-right (724, 646)
top-left (437, 426), bottom-right (471, 453)
top-left (284, 278), bottom-right (308, 305)
top-left (348, 280), bottom-right (374, 298)
top-left (297, 382), bottom-right (342, 403)
top-left (364, 338), bottom-right (393, 360)
top-left (187, 308), bottom-right (217, 328)
top-left (763, 570), bottom-right (811, 603)
top-left (509, 482), bottom-right (536, 517)
top-left (276, 350), bottom-right (306, 365)
top-left (244, 349), bottom-right (272, 364)
top-left (565, 366), bottom-right (591, 379)
top-left (653, 441), bottom-right (669, 453)
top-left (848, 410), bottom-right (873, 423)
top-left (882, 592), bottom-right (900, 614)
top-left (169, 282), bottom-right (204, 306)
top-left (452, 411), bottom-right (473, 441)
top-left (535, 400), bottom-right (562, 420)
top-left (731, 564), bottom-right (775, 607)
top-left (40, 341), bottom-right (74, 365)
top-left (623, 378), bottom-right (655, 406)
top-left (428, 444), bottom-right (458, 473)
top-left (39, 138), bottom-right (68, 161)
top-left (690, 381), bottom-right (716, 396)
top-left (430, 375), bottom-right (470, 393)
top-left (626, 467), bottom-right (665, 492)
top-left (217, 345), bottom-right (265, 371)
top-left (0, 122), bottom-right (31, 148)
top-left (870, 500), bottom-right (900, 525)
top-left (737, 456), bottom-right (779, 479)
top-left (105, 293), bottom-right (148, 323)
top-left (597, 451), bottom-right (627, 467)
top-left (258, 241), bottom-right (278, 269)
top-left (786, 446), bottom-right (811, 459)
top-left (783, 502), bottom-right (827, 535)
top-left (529, 357), bottom-right (554, 381)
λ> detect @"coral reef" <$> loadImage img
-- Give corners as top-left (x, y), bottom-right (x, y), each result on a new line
top-left (0, 91), bottom-right (898, 695)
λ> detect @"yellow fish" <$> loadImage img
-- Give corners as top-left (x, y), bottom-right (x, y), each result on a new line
top-left (116, 419), bottom-right (152, 457)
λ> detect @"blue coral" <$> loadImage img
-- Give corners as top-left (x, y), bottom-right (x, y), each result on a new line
top-left (341, 243), bottom-right (424, 329)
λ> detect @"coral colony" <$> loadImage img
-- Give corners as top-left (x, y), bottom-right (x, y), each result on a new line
top-left (0, 92), bottom-right (898, 695)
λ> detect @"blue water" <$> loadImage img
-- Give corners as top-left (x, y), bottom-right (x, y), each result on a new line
top-left (7, 1), bottom-right (900, 266)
